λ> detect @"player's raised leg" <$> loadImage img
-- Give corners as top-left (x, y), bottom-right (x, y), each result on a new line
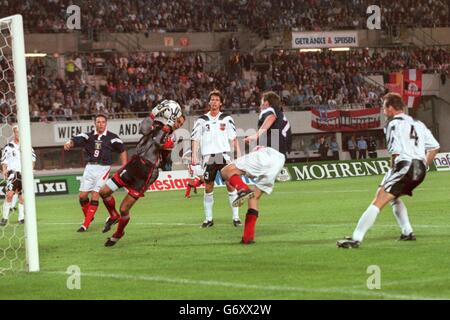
top-left (226, 182), bottom-right (241, 226)
top-left (105, 194), bottom-right (137, 247)
top-left (99, 183), bottom-right (120, 233)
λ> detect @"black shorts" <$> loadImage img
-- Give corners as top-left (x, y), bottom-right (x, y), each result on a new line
top-left (6, 171), bottom-right (22, 194)
top-left (111, 156), bottom-right (159, 199)
top-left (381, 160), bottom-right (426, 197)
top-left (202, 153), bottom-right (230, 183)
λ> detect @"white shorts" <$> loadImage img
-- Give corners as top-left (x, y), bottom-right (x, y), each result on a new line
top-left (79, 164), bottom-right (111, 193)
top-left (233, 147), bottom-right (285, 194)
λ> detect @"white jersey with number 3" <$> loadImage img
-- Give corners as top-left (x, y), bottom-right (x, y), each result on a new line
top-left (191, 112), bottom-right (237, 156)
top-left (385, 113), bottom-right (440, 164)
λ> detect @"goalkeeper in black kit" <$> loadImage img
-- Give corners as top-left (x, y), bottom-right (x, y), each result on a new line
top-left (99, 100), bottom-right (185, 247)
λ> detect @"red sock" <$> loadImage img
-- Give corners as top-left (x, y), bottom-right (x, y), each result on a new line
top-left (242, 209), bottom-right (258, 242)
top-left (229, 175), bottom-right (249, 192)
top-left (82, 200), bottom-right (99, 229)
top-left (79, 198), bottom-right (90, 217)
top-left (185, 184), bottom-right (192, 198)
top-left (113, 214), bottom-right (130, 238)
top-left (103, 196), bottom-right (119, 220)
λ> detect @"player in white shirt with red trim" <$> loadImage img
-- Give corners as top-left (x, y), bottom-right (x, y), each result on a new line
top-left (191, 90), bottom-right (242, 228)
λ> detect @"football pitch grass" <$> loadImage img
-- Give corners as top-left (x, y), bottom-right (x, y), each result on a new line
top-left (1, 171), bottom-right (449, 300)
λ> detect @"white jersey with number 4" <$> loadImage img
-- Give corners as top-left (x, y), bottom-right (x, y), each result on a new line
top-left (191, 112), bottom-right (237, 156)
top-left (385, 113), bottom-right (440, 164)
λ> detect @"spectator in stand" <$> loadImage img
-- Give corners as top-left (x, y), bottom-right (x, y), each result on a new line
top-left (348, 136), bottom-right (357, 160)
top-left (357, 136), bottom-right (368, 159)
top-left (330, 137), bottom-right (339, 160)
top-left (368, 136), bottom-right (378, 158)
top-left (318, 136), bottom-right (329, 161)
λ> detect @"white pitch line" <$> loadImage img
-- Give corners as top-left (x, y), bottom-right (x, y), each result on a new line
top-left (38, 222), bottom-right (450, 229)
top-left (349, 276), bottom-right (450, 289)
top-left (45, 271), bottom-right (448, 300)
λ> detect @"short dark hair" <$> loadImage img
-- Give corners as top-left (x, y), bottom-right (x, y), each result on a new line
top-left (208, 90), bottom-right (223, 103)
top-left (262, 91), bottom-right (281, 108)
top-left (95, 114), bottom-right (107, 122)
top-left (383, 93), bottom-right (404, 110)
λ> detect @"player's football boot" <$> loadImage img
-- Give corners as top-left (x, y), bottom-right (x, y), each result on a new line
top-left (399, 232), bottom-right (416, 241)
top-left (18, 219), bottom-right (24, 225)
top-left (77, 226), bottom-right (87, 232)
top-left (0, 218), bottom-right (8, 227)
top-left (233, 219), bottom-right (242, 227)
top-left (240, 237), bottom-right (255, 245)
top-left (336, 237), bottom-right (361, 248)
top-left (200, 220), bottom-right (214, 228)
top-left (102, 217), bottom-right (119, 233)
top-left (105, 232), bottom-right (124, 247)
top-left (232, 190), bottom-right (255, 207)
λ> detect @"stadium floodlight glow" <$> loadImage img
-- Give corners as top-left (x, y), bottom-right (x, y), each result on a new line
top-left (299, 48), bottom-right (322, 52)
top-left (25, 53), bottom-right (47, 58)
top-left (330, 47), bottom-right (351, 52)
top-left (0, 14), bottom-right (40, 272)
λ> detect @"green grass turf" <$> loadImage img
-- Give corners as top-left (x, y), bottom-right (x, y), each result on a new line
top-left (1, 171), bottom-right (449, 300)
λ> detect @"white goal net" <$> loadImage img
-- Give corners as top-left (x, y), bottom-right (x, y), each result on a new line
top-left (0, 15), bottom-right (39, 273)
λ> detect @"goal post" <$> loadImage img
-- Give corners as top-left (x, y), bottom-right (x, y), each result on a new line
top-left (0, 14), bottom-right (39, 272)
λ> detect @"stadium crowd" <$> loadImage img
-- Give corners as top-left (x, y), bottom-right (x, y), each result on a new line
top-left (0, 0), bottom-right (448, 34)
top-left (10, 46), bottom-right (447, 122)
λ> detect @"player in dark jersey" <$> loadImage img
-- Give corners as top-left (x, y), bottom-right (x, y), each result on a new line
top-left (244, 91), bottom-right (292, 158)
top-left (99, 101), bottom-right (185, 247)
top-left (64, 114), bottom-right (127, 232)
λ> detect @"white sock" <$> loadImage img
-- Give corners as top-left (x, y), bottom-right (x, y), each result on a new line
top-left (204, 192), bottom-right (214, 221)
top-left (2, 201), bottom-right (11, 220)
top-left (352, 204), bottom-right (380, 242)
top-left (391, 199), bottom-right (413, 235)
top-left (228, 190), bottom-right (239, 220)
top-left (18, 203), bottom-right (24, 221)
top-left (11, 194), bottom-right (18, 208)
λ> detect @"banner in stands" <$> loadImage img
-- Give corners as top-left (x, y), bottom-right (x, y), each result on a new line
top-left (54, 120), bottom-right (142, 143)
top-left (292, 31), bottom-right (358, 48)
top-left (311, 108), bottom-right (381, 132)
top-left (433, 153), bottom-right (450, 171)
top-left (403, 69), bottom-right (422, 109)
